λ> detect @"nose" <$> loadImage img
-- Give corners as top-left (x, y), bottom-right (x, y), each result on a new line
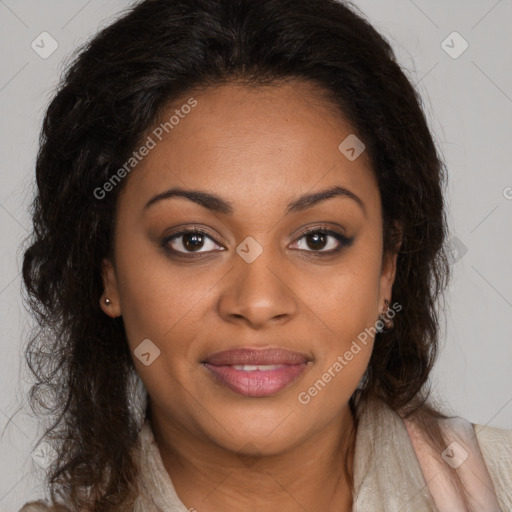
top-left (217, 247), bottom-right (298, 329)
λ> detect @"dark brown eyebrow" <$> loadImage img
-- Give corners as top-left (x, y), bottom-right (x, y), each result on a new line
top-left (144, 185), bottom-right (366, 216)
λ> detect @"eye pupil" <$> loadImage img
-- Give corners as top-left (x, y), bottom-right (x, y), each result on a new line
top-left (184, 233), bottom-right (204, 251)
top-left (307, 232), bottom-right (327, 250)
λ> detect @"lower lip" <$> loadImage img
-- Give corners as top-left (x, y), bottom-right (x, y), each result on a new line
top-left (203, 363), bottom-right (309, 397)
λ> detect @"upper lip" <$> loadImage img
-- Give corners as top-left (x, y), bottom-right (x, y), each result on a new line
top-left (203, 347), bottom-right (310, 365)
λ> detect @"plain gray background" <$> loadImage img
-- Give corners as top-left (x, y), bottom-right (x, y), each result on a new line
top-left (1, 0), bottom-right (511, 509)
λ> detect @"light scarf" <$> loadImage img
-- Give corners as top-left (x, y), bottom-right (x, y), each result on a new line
top-left (132, 396), bottom-right (511, 512)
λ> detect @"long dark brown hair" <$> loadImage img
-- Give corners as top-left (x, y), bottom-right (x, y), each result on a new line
top-left (20, 0), bottom-right (469, 510)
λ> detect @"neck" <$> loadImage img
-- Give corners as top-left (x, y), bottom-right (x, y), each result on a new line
top-left (150, 404), bottom-right (356, 512)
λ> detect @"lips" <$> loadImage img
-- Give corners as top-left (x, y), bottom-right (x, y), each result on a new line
top-left (203, 347), bottom-right (309, 366)
top-left (202, 348), bottom-right (311, 398)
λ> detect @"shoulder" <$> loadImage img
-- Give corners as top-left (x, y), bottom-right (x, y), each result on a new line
top-left (474, 421), bottom-right (512, 449)
top-left (403, 410), bottom-right (512, 509)
top-left (473, 423), bottom-right (512, 488)
top-left (18, 501), bottom-right (70, 512)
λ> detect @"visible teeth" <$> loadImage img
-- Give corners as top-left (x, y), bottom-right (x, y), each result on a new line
top-left (232, 364), bottom-right (282, 371)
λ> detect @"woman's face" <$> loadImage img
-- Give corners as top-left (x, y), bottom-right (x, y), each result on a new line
top-left (101, 80), bottom-right (399, 455)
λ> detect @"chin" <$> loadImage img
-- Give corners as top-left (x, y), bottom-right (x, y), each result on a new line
top-left (195, 404), bottom-right (307, 454)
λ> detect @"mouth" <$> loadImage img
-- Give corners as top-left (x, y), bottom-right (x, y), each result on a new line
top-left (202, 347), bottom-right (311, 398)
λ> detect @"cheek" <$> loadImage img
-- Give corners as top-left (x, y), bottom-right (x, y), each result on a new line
top-left (295, 268), bottom-right (379, 413)
top-left (115, 255), bottom-right (213, 409)
top-left (312, 252), bottom-right (382, 337)
top-left (115, 247), bottom-right (224, 375)
top-left (302, 245), bottom-right (382, 384)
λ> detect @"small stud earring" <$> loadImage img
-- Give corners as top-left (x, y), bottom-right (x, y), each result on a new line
top-left (377, 298), bottom-right (394, 333)
top-left (105, 298), bottom-right (111, 305)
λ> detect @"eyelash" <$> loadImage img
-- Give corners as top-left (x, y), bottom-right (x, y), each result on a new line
top-left (161, 225), bottom-right (354, 258)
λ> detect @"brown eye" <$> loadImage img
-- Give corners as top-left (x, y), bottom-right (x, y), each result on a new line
top-left (163, 230), bottom-right (223, 254)
top-left (304, 232), bottom-right (328, 251)
top-left (292, 229), bottom-right (354, 254)
top-left (182, 232), bottom-right (205, 252)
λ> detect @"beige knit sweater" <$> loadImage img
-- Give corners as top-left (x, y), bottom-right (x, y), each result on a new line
top-left (19, 397), bottom-right (512, 511)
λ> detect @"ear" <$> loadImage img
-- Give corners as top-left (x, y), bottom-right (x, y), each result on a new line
top-left (378, 221), bottom-right (402, 306)
top-left (99, 257), bottom-right (122, 318)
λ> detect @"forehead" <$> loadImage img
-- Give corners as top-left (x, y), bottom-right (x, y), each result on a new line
top-left (119, 80), bottom-right (379, 219)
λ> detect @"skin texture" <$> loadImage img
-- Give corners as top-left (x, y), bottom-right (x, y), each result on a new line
top-left (100, 80), bottom-right (400, 512)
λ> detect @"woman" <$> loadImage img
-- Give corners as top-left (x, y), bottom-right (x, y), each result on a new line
top-left (19, 0), bottom-right (512, 511)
